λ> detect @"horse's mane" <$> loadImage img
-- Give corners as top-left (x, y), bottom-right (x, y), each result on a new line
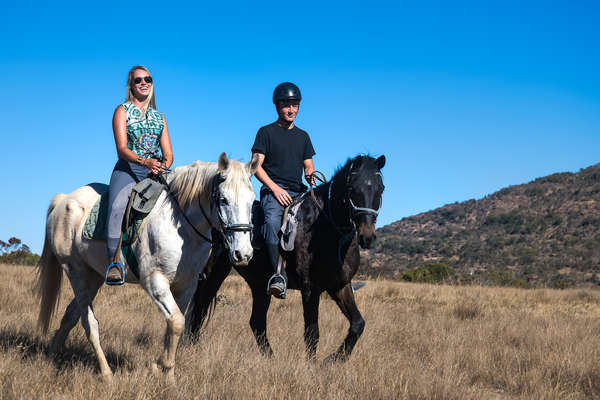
top-left (330, 153), bottom-right (381, 184)
top-left (168, 160), bottom-right (250, 208)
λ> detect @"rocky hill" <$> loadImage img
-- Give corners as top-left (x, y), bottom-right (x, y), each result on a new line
top-left (361, 163), bottom-right (600, 288)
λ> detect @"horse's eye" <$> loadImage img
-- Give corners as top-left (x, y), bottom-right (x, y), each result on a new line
top-left (220, 198), bottom-right (229, 205)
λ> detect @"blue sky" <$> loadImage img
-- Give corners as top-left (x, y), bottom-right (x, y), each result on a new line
top-left (1, 1), bottom-right (599, 253)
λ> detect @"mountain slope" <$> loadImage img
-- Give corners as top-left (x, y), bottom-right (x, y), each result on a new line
top-left (362, 163), bottom-right (600, 287)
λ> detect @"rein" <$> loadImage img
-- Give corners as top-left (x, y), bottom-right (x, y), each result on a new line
top-left (159, 171), bottom-right (253, 246)
top-left (307, 170), bottom-right (356, 266)
top-left (308, 170), bottom-right (328, 213)
top-left (155, 171), bottom-right (214, 243)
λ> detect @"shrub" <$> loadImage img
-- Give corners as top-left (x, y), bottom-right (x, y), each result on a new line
top-left (400, 263), bottom-right (455, 284)
top-left (475, 269), bottom-right (528, 288)
top-left (550, 274), bottom-right (576, 290)
top-left (0, 250), bottom-right (40, 266)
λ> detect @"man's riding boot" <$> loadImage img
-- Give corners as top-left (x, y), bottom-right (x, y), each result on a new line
top-left (266, 244), bottom-right (286, 299)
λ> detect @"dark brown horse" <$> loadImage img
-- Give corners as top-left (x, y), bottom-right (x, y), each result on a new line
top-left (189, 154), bottom-right (385, 362)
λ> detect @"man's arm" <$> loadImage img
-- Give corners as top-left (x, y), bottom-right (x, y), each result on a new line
top-left (303, 158), bottom-right (315, 185)
top-left (253, 152), bottom-right (293, 206)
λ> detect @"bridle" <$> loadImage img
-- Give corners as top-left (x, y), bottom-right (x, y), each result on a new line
top-left (308, 160), bottom-right (383, 264)
top-left (198, 175), bottom-right (254, 247)
top-left (310, 160), bottom-right (382, 230)
top-left (344, 160), bottom-right (382, 220)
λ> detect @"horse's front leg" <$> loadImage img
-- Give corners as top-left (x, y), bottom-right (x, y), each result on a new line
top-left (249, 284), bottom-right (273, 356)
top-left (188, 253), bottom-right (232, 336)
top-left (301, 288), bottom-right (321, 360)
top-left (325, 283), bottom-right (365, 363)
top-left (144, 271), bottom-right (185, 384)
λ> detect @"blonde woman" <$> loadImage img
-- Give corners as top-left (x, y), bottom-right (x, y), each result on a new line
top-left (105, 65), bottom-right (173, 285)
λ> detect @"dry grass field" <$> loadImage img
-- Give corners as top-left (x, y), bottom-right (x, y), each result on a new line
top-left (1, 263), bottom-right (600, 399)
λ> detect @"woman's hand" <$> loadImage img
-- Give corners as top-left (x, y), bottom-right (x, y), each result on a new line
top-left (145, 158), bottom-right (164, 175)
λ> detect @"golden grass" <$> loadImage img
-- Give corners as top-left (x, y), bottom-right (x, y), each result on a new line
top-left (1, 263), bottom-right (599, 399)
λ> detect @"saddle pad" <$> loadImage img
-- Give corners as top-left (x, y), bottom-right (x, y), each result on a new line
top-left (82, 185), bottom-right (146, 278)
top-left (83, 185), bottom-right (110, 240)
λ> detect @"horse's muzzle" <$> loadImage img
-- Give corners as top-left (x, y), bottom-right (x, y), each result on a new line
top-left (230, 249), bottom-right (252, 266)
top-left (358, 222), bottom-right (377, 249)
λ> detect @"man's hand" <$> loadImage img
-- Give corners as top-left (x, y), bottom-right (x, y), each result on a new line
top-left (305, 172), bottom-right (316, 186)
top-left (303, 158), bottom-right (316, 186)
top-left (272, 186), bottom-right (293, 206)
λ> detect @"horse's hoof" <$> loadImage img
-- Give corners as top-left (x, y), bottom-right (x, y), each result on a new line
top-left (322, 353), bottom-right (344, 365)
top-left (48, 337), bottom-right (64, 355)
top-left (165, 369), bottom-right (176, 385)
top-left (151, 361), bottom-right (160, 376)
top-left (259, 349), bottom-right (274, 358)
top-left (101, 373), bottom-right (114, 383)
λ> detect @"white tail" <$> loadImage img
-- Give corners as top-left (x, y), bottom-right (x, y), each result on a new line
top-left (35, 194), bottom-right (66, 334)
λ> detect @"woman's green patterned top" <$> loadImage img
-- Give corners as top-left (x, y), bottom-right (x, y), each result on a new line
top-left (122, 102), bottom-right (164, 157)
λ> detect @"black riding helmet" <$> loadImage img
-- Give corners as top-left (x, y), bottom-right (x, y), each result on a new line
top-left (272, 82), bottom-right (302, 104)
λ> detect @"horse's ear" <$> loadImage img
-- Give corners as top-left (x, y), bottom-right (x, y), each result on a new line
top-left (247, 153), bottom-right (260, 175)
top-left (218, 152), bottom-right (229, 171)
top-left (375, 155), bottom-right (386, 170)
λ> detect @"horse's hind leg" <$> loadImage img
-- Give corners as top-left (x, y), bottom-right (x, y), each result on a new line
top-left (66, 265), bottom-right (112, 380)
top-left (325, 283), bottom-right (365, 363)
top-left (52, 266), bottom-right (104, 351)
top-left (301, 288), bottom-right (321, 360)
top-left (49, 298), bottom-right (79, 352)
top-left (143, 271), bottom-right (184, 384)
top-left (249, 284), bottom-right (273, 356)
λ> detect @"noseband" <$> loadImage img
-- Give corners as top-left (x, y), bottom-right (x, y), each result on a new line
top-left (348, 197), bottom-right (381, 218)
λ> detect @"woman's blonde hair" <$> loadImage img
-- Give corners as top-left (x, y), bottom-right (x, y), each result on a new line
top-left (125, 65), bottom-right (157, 112)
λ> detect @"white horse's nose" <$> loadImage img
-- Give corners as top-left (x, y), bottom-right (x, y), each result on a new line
top-left (233, 250), bottom-right (243, 263)
top-left (231, 248), bottom-right (252, 266)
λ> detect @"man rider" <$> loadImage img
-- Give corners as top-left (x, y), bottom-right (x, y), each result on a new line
top-left (251, 82), bottom-right (315, 299)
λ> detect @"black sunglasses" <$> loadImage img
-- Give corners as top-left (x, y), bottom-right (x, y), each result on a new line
top-left (133, 76), bottom-right (153, 84)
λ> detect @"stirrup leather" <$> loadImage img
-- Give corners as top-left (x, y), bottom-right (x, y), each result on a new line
top-left (105, 262), bottom-right (125, 286)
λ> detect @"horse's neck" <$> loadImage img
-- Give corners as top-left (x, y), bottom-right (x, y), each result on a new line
top-left (306, 178), bottom-right (350, 234)
top-left (162, 181), bottom-right (215, 239)
top-left (327, 176), bottom-right (353, 232)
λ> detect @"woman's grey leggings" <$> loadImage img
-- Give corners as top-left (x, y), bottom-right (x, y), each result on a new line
top-left (106, 169), bottom-right (136, 259)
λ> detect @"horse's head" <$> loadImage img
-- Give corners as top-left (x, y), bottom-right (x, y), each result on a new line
top-left (345, 155), bottom-right (386, 249)
top-left (213, 152), bottom-right (260, 266)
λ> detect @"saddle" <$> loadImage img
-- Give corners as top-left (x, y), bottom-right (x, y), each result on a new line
top-left (250, 193), bottom-right (307, 252)
top-left (83, 177), bottom-right (166, 277)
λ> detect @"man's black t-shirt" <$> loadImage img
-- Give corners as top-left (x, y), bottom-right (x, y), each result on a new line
top-left (252, 122), bottom-right (315, 193)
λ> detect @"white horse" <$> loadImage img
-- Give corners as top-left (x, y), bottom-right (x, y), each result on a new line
top-left (36, 153), bottom-right (259, 382)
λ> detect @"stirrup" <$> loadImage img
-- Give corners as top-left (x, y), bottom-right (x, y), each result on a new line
top-left (105, 262), bottom-right (125, 286)
top-left (267, 274), bottom-right (286, 299)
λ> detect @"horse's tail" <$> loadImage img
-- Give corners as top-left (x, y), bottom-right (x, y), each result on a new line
top-left (35, 194), bottom-right (66, 335)
top-left (189, 246), bottom-right (232, 335)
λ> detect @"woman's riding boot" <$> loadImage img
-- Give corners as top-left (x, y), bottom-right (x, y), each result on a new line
top-left (105, 257), bottom-right (124, 285)
top-left (266, 244), bottom-right (286, 299)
